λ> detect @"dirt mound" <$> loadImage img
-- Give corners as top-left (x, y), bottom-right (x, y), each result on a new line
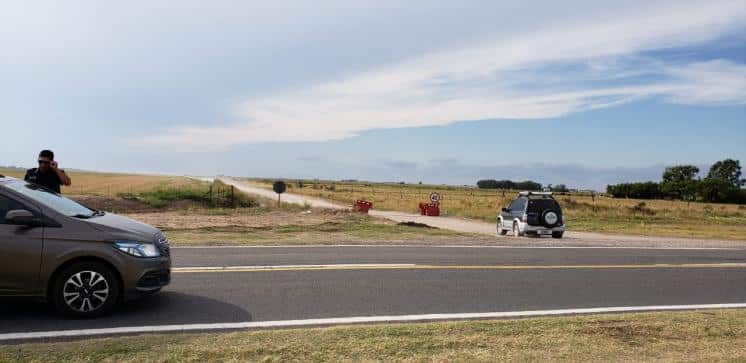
top-left (70, 195), bottom-right (157, 213)
top-left (398, 221), bottom-right (437, 229)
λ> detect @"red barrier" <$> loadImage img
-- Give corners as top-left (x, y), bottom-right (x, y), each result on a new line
top-left (354, 200), bottom-right (373, 213)
top-left (419, 202), bottom-right (440, 216)
top-left (419, 203), bottom-right (428, 215)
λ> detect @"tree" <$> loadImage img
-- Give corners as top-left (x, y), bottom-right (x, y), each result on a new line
top-left (607, 182), bottom-right (661, 199)
top-left (552, 184), bottom-right (569, 193)
top-left (476, 179), bottom-right (499, 189)
top-left (662, 165), bottom-right (700, 184)
top-left (514, 181), bottom-right (542, 191)
top-left (707, 159), bottom-right (745, 187)
top-left (477, 179), bottom-right (540, 190)
top-left (698, 177), bottom-right (733, 203)
top-left (495, 180), bottom-right (516, 189)
top-left (661, 165), bottom-right (700, 199)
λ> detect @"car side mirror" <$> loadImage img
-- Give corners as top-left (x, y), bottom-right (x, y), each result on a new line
top-left (5, 209), bottom-right (38, 226)
top-left (501, 208), bottom-right (509, 213)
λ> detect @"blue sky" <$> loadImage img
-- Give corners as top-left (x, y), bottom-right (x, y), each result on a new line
top-left (1, 0), bottom-right (744, 190)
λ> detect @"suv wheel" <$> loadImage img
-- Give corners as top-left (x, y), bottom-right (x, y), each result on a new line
top-left (497, 218), bottom-right (508, 235)
top-left (512, 222), bottom-right (521, 238)
top-left (552, 231), bottom-right (564, 239)
top-left (52, 262), bottom-right (120, 318)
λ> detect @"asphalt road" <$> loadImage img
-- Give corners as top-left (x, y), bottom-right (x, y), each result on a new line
top-left (172, 245), bottom-right (746, 267)
top-left (1, 245), bottom-right (745, 336)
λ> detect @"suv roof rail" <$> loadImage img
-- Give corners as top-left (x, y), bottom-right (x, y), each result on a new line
top-left (518, 191), bottom-right (553, 196)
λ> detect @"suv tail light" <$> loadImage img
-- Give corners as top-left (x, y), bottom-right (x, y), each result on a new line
top-left (522, 213), bottom-right (527, 223)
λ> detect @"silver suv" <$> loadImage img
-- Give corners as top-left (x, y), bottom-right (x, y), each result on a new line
top-left (497, 192), bottom-right (565, 238)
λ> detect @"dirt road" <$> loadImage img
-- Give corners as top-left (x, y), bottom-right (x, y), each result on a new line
top-left (218, 177), bottom-right (746, 248)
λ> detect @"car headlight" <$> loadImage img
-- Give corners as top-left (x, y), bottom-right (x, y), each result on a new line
top-left (113, 241), bottom-right (161, 258)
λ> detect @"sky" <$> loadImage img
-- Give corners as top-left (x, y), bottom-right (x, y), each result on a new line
top-left (1, 0), bottom-right (745, 190)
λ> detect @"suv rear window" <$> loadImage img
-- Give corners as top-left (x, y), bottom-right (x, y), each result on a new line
top-left (527, 199), bottom-right (560, 212)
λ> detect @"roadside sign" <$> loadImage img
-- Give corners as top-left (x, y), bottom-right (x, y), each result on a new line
top-left (429, 192), bottom-right (441, 204)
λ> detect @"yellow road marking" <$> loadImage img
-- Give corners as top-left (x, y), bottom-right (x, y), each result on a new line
top-left (172, 263), bottom-right (746, 273)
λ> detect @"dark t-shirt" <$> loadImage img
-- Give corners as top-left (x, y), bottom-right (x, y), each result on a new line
top-left (24, 168), bottom-right (64, 193)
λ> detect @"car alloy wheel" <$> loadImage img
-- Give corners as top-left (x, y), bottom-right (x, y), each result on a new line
top-left (63, 270), bottom-right (110, 313)
top-left (53, 261), bottom-right (120, 318)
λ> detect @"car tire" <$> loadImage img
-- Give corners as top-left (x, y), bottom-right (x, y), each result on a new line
top-left (552, 232), bottom-right (564, 239)
top-left (497, 218), bottom-right (508, 235)
top-left (512, 222), bottom-right (522, 238)
top-left (52, 262), bottom-right (120, 318)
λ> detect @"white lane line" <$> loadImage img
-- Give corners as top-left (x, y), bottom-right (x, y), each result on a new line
top-left (171, 245), bottom-right (745, 250)
top-left (2, 303), bottom-right (746, 342)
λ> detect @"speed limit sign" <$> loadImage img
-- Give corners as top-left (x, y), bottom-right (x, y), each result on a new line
top-left (429, 192), bottom-right (441, 204)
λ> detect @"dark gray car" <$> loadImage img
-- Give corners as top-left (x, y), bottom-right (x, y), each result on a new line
top-left (497, 191), bottom-right (565, 238)
top-left (0, 175), bottom-right (171, 318)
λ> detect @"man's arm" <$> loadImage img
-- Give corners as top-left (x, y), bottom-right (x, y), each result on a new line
top-left (50, 161), bottom-right (72, 186)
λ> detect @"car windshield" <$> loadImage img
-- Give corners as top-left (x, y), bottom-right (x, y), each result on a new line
top-left (2, 180), bottom-right (95, 218)
top-left (527, 198), bottom-right (560, 212)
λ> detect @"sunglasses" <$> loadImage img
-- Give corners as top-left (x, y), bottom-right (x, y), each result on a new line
top-left (38, 160), bottom-right (51, 165)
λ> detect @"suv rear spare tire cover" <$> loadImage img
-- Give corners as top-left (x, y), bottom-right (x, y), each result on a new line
top-left (542, 210), bottom-right (559, 227)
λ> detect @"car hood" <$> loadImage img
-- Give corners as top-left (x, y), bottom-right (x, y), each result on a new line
top-left (83, 212), bottom-right (160, 241)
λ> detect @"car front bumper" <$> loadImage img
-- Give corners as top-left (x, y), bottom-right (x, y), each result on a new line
top-left (120, 256), bottom-right (172, 300)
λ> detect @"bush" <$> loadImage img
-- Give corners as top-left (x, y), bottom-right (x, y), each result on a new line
top-left (607, 182), bottom-right (661, 199)
top-left (630, 202), bottom-right (656, 216)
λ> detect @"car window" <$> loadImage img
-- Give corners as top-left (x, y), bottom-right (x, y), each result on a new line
top-left (2, 180), bottom-right (93, 217)
top-left (527, 199), bottom-right (560, 212)
top-left (0, 194), bottom-right (32, 224)
top-left (506, 200), bottom-right (514, 210)
top-left (513, 198), bottom-right (527, 211)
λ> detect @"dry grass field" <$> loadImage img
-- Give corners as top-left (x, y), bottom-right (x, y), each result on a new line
top-left (129, 209), bottom-right (487, 246)
top-left (248, 179), bottom-right (746, 240)
top-left (0, 167), bottom-right (201, 196)
top-left (3, 309), bottom-right (745, 362)
top-left (4, 167), bottom-right (743, 240)
top-left (1, 168), bottom-right (479, 245)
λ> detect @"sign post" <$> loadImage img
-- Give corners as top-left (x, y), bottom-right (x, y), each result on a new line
top-left (429, 192), bottom-right (441, 205)
top-left (273, 181), bottom-right (287, 206)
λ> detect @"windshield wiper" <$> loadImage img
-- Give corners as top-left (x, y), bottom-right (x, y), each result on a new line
top-left (71, 213), bottom-right (94, 219)
top-left (93, 209), bottom-right (106, 217)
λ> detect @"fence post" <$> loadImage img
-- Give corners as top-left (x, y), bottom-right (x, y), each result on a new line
top-left (230, 185), bottom-right (235, 208)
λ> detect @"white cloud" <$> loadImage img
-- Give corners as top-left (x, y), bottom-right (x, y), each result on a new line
top-left (134, 0), bottom-right (746, 150)
top-left (664, 60), bottom-right (746, 104)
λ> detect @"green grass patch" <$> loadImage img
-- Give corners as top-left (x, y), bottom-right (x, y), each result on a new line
top-left (119, 180), bottom-right (258, 209)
